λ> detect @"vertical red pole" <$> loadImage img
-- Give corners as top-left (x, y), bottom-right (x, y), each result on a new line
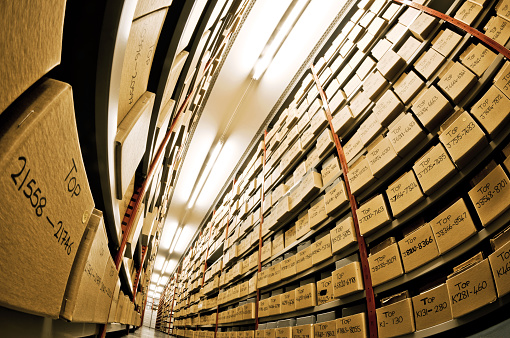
top-left (310, 64), bottom-right (377, 337)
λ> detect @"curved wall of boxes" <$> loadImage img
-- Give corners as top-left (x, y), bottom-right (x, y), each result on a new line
top-left (159, 0), bottom-right (510, 337)
top-left (0, 0), bottom-right (249, 336)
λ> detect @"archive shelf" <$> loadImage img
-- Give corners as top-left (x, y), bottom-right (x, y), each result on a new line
top-left (258, 291), bottom-right (367, 324)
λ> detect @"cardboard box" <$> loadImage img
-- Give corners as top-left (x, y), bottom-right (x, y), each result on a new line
top-left (368, 240), bottom-right (404, 286)
top-left (332, 106), bottom-right (354, 136)
top-left (273, 231), bottom-right (285, 255)
top-left (293, 324), bottom-right (314, 338)
top-left (282, 255), bottom-right (297, 279)
top-left (377, 50), bottom-right (406, 80)
top-left (398, 224), bottom-right (439, 272)
top-left (261, 241), bottom-right (272, 262)
top-left (259, 298), bottom-right (270, 317)
top-left (388, 113), bottom-right (425, 156)
top-left (386, 171), bottom-right (424, 218)
top-left (281, 290), bottom-right (296, 313)
top-left (330, 217), bottom-right (357, 254)
top-left (397, 36), bottom-right (422, 62)
top-left (297, 246), bottom-right (313, 273)
top-left (94, 255), bottom-right (119, 323)
top-left (269, 295), bottom-right (281, 316)
top-left (324, 179), bottom-right (349, 215)
top-left (118, 8), bottom-right (167, 124)
top-left (115, 92), bottom-right (155, 199)
top-left (0, 0), bottom-right (67, 114)
top-left (413, 143), bottom-right (457, 195)
top-left (376, 297), bottom-right (415, 338)
top-left (133, 0), bottom-right (172, 19)
top-left (348, 157), bottom-right (376, 196)
top-left (108, 279), bottom-right (121, 323)
top-left (373, 93), bottom-right (402, 129)
top-left (159, 49), bottom-right (188, 118)
top-left (372, 39), bottom-right (393, 61)
top-left (409, 13), bottom-right (438, 40)
top-left (300, 171), bottom-right (323, 202)
top-left (414, 48), bottom-right (445, 80)
top-left (412, 85), bottom-right (452, 131)
top-left (438, 110), bottom-right (487, 168)
top-left (268, 262), bottom-right (282, 286)
top-left (431, 29), bottom-right (463, 57)
top-left (489, 230), bottom-right (510, 297)
top-left (471, 86), bottom-right (510, 137)
top-left (357, 194), bottom-right (392, 236)
top-left (296, 283), bottom-right (317, 309)
top-left (484, 16), bottom-right (510, 46)
top-left (411, 284), bottom-right (452, 330)
top-left (394, 71), bottom-right (425, 105)
top-left (296, 212), bottom-right (311, 239)
top-left (61, 210), bottom-right (109, 322)
top-left (438, 62), bottom-right (477, 104)
top-left (285, 225), bottom-right (297, 247)
top-left (336, 312), bottom-right (367, 337)
top-left (309, 197), bottom-right (328, 229)
top-left (276, 327), bottom-right (292, 338)
top-left (0, 79), bottom-right (95, 318)
top-left (333, 261), bottom-right (364, 298)
top-left (312, 234), bottom-right (333, 265)
top-left (366, 136), bottom-right (399, 178)
top-left (358, 113), bottom-right (383, 146)
top-left (344, 133), bottom-right (364, 163)
top-left (461, 43), bottom-right (497, 77)
top-left (350, 91), bottom-right (372, 117)
top-left (363, 70), bottom-right (388, 100)
top-left (468, 164), bottom-right (510, 226)
top-left (446, 256), bottom-right (497, 318)
top-left (454, 1), bottom-right (482, 25)
top-left (314, 319), bottom-right (336, 337)
top-left (495, 61), bottom-right (510, 99)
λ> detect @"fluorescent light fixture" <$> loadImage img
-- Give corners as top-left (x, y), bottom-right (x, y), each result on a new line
top-left (252, 0), bottom-right (310, 80)
top-left (165, 259), bottom-right (178, 274)
top-left (151, 273), bottom-right (160, 283)
top-left (169, 227), bottom-right (183, 254)
top-left (148, 290), bottom-right (154, 297)
top-left (155, 255), bottom-right (165, 271)
top-left (149, 284), bottom-right (156, 291)
top-left (175, 226), bottom-right (195, 254)
top-left (161, 260), bottom-right (169, 274)
top-left (187, 141), bottom-right (223, 209)
top-left (159, 276), bottom-right (169, 285)
top-left (160, 219), bottom-right (178, 249)
top-left (156, 286), bottom-right (164, 293)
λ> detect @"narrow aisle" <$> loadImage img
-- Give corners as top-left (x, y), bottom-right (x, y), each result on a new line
top-left (121, 326), bottom-right (172, 338)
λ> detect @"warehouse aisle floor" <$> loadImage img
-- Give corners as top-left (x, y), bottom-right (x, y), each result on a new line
top-left (122, 326), bottom-right (170, 338)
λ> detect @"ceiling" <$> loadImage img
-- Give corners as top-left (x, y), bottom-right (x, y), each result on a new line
top-left (152, 0), bottom-right (348, 280)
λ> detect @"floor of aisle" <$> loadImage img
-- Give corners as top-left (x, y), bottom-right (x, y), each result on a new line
top-left (121, 326), bottom-right (172, 338)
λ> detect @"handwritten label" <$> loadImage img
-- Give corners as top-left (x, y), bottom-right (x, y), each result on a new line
top-left (376, 299), bottom-right (415, 337)
top-left (333, 261), bottom-right (363, 298)
top-left (336, 313), bottom-right (366, 337)
top-left (296, 283), bottom-right (316, 309)
top-left (324, 180), bottom-right (348, 215)
top-left (386, 170), bottom-right (424, 217)
top-left (314, 320), bottom-right (336, 338)
top-left (489, 240), bottom-right (510, 297)
top-left (471, 86), bottom-right (510, 137)
top-left (468, 165), bottom-right (510, 226)
top-left (446, 259), bottom-right (497, 318)
top-left (296, 246), bottom-right (313, 273)
top-left (398, 224), bottom-right (439, 272)
top-left (368, 243), bottom-right (404, 286)
top-left (413, 143), bottom-right (456, 195)
top-left (388, 113), bottom-right (424, 155)
top-left (330, 217), bottom-right (357, 254)
top-left (438, 62), bottom-right (477, 103)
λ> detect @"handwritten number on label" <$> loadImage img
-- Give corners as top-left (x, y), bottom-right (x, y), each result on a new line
top-left (11, 156), bottom-right (27, 187)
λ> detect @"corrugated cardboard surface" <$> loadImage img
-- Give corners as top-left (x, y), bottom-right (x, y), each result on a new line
top-left (0, 0), bottom-right (66, 114)
top-left (62, 216), bottom-right (110, 322)
top-left (94, 255), bottom-right (119, 323)
top-left (115, 92), bottom-right (155, 199)
top-left (118, 8), bottom-right (167, 125)
top-left (0, 79), bottom-right (94, 318)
